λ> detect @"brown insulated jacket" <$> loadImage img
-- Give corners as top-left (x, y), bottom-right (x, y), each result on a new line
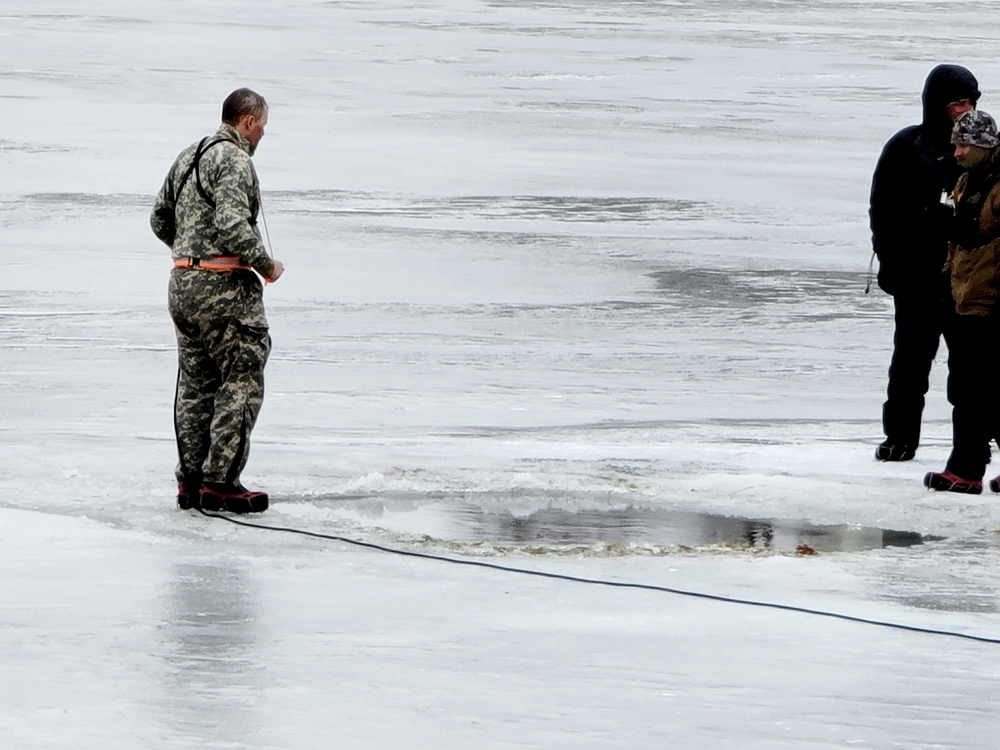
top-left (947, 152), bottom-right (1000, 316)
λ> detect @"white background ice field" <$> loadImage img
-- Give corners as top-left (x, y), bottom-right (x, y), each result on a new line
top-left (2, 1), bottom-right (1000, 748)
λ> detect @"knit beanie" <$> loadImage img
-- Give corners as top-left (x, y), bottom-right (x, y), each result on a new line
top-left (952, 109), bottom-right (1000, 148)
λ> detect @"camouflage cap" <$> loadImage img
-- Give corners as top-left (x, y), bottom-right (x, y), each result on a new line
top-left (952, 109), bottom-right (1000, 148)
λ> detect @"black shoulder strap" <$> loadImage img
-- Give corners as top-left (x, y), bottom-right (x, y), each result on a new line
top-left (194, 138), bottom-right (236, 209)
top-left (171, 137), bottom-right (234, 208)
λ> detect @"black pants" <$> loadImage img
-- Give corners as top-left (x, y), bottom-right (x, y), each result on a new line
top-left (945, 314), bottom-right (1000, 481)
top-left (882, 294), bottom-right (953, 448)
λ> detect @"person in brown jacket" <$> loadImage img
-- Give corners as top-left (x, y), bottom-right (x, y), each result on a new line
top-left (925, 109), bottom-right (1000, 494)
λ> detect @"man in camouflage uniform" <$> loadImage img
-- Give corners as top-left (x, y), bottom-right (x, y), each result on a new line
top-left (150, 88), bottom-right (284, 513)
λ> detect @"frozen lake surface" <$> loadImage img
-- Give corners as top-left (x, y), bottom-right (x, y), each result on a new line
top-left (2, 1), bottom-right (1000, 747)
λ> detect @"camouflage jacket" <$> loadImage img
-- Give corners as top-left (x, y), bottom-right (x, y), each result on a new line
top-left (150, 124), bottom-right (275, 279)
top-left (946, 154), bottom-right (1000, 316)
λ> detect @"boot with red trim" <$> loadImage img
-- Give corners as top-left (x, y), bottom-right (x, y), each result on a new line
top-left (177, 479), bottom-right (202, 510)
top-left (923, 470), bottom-right (983, 494)
top-left (989, 476), bottom-right (1000, 494)
top-left (199, 482), bottom-right (269, 514)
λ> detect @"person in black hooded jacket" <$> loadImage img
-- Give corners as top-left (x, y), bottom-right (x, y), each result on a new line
top-left (870, 64), bottom-right (981, 462)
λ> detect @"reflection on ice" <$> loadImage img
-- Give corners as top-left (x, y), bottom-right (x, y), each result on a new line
top-left (458, 504), bottom-right (931, 553)
top-left (652, 268), bottom-right (867, 308)
top-left (270, 191), bottom-right (708, 223)
top-left (158, 560), bottom-right (262, 743)
top-left (287, 494), bottom-right (933, 554)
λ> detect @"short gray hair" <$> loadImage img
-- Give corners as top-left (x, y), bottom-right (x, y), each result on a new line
top-left (221, 88), bottom-right (267, 125)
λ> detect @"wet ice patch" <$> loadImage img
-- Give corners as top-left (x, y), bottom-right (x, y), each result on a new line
top-left (272, 492), bottom-right (935, 556)
top-left (269, 190), bottom-right (709, 223)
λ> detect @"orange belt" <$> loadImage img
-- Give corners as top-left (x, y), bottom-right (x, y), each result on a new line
top-left (174, 256), bottom-right (251, 272)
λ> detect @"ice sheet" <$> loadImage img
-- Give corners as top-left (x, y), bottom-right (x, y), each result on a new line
top-left (2, 1), bottom-right (1000, 748)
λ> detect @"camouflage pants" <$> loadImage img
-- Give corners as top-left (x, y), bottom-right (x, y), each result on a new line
top-left (168, 268), bottom-right (271, 488)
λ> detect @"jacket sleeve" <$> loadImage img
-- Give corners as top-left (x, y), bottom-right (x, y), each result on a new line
top-left (869, 138), bottom-right (917, 263)
top-left (213, 154), bottom-right (276, 279)
top-left (869, 134), bottom-right (953, 296)
top-left (150, 164), bottom-right (180, 247)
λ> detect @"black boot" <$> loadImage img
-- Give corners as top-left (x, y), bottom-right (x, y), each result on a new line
top-left (199, 482), bottom-right (269, 514)
top-left (875, 440), bottom-right (915, 461)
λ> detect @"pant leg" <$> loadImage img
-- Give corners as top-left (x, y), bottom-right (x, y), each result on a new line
top-left (171, 307), bottom-right (223, 487)
top-left (945, 315), bottom-right (992, 480)
top-left (168, 268), bottom-right (270, 487)
top-left (202, 320), bottom-right (271, 485)
top-left (882, 294), bottom-right (947, 446)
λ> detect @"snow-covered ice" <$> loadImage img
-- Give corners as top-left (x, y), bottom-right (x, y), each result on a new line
top-left (2, 1), bottom-right (1000, 747)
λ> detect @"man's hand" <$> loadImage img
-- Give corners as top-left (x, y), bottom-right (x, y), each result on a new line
top-left (268, 259), bottom-right (285, 282)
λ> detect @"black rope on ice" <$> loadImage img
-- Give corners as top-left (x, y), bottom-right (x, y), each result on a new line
top-left (197, 507), bottom-right (1000, 646)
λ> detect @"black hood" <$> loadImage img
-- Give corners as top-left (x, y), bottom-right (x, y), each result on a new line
top-left (922, 64), bottom-right (980, 142)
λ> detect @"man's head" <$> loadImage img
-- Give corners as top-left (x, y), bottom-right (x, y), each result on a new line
top-left (952, 109), bottom-right (999, 168)
top-left (922, 65), bottom-right (980, 138)
top-left (222, 88), bottom-right (268, 151)
top-left (947, 97), bottom-right (976, 123)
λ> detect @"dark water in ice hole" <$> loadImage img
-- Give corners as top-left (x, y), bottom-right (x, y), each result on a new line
top-left (289, 494), bottom-right (936, 553)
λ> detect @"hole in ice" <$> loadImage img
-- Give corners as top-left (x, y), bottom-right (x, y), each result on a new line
top-left (291, 494), bottom-right (936, 553)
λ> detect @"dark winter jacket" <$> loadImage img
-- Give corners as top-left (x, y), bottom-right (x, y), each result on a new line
top-left (869, 64), bottom-right (980, 297)
top-left (946, 149), bottom-right (1000, 316)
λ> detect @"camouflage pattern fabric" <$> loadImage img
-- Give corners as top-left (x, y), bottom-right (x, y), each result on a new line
top-left (150, 123), bottom-right (276, 280)
top-left (169, 269), bottom-right (270, 486)
top-left (952, 109), bottom-right (1000, 149)
top-left (152, 123), bottom-right (274, 489)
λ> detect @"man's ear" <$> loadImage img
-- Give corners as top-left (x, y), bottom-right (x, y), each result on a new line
top-left (236, 113), bottom-right (254, 133)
